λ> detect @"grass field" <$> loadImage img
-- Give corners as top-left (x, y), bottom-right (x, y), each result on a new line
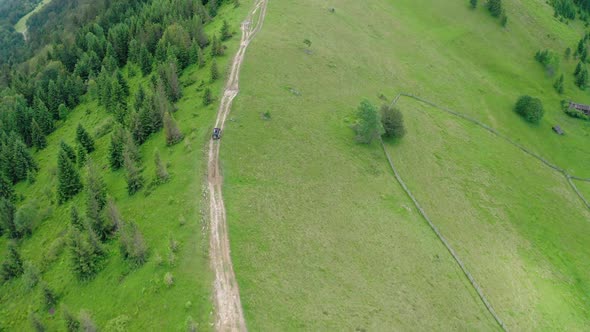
top-left (0, 3), bottom-right (252, 330)
top-left (221, 0), bottom-right (590, 329)
top-left (575, 180), bottom-right (590, 206)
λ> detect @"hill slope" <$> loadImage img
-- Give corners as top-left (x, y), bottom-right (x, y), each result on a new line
top-left (222, 0), bottom-right (590, 329)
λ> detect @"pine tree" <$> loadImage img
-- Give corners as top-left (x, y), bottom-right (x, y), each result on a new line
top-left (85, 162), bottom-right (112, 240)
top-left (210, 59), bottom-right (219, 81)
top-left (124, 134), bottom-right (141, 163)
top-left (553, 74), bottom-right (565, 94)
top-left (139, 45), bottom-right (153, 76)
top-left (1, 242), bottom-right (24, 280)
top-left (11, 138), bottom-right (38, 183)
top-left (221, 20), bottom-right (232, 41)
top-left (31, 119), bottom-right (47, 150)
top-left (164, 112), bottom-right (184, 146)
top-left (0, 175), bottom-right (14, 201)
top-left (0, 198), bottom-right (17, 239)
top-left (197, 47), bottom-right (205, 68)
top-left (76, 124), bottom-right (95, 153)
top-left (154, 149), bottom-right (169, 183)
top-left (33, 98), bottom-right (54, 134)
top-left (76, 144), bottom-right (87, 167)
top-left (118, 220), bottom-right (148, 266)
top-left (124, 151), bottom-right (144, 195)
top-left (108, 127), bottom-right (126, 170)
top-left (57, 149), bottom-right (83, 204)
top-left (60, 141), bottom-right (77, 164)
top-left (70, 206), bottom-right (84, 230)
top-left (577, 66), bottom-right (589, 89)
top-left (47, 80), bottom-right (61, 119)
top-left (203, 88), bottom-right (213, 106)
top-left (68, 227), bottom-right (102, 280)
top-left (210, 35), bottom-right (224, 57)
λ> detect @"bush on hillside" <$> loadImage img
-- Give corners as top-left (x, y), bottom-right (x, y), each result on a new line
top-left (354, 100), bottom-right (383, 144)
top-left (564, 108), bottom-right (590, 120)
top-left (514, 95), bottom-right (544, 123)
top-left (380, 104), bottom-right (406, 139)
top-left (470, 0), bottom-right (478, 9)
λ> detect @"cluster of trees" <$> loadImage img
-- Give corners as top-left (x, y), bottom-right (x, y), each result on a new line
top-left (468, 0), bottom-right (507, 26)
top-left (0, 0), bottom-right (236, 328)
top-left (514, 95), bottom-right (544, 123)
top-left (354, 100), bottom-right (406, 144)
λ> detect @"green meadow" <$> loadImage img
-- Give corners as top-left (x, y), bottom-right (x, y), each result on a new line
top-left (0, 3), bottom-right (252, 330)
top-left (222, 0), bottom-right (590, 329)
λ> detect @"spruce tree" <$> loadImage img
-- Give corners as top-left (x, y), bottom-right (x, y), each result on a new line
top-left (154, 149), bottom-right (169, 184)
top-left (221, 20), bottom-right (232, 41)
top-left (85, 162), bottom-right (112, 240)
top-left (139, 46), bottom-right (153, 76)
top-left (164, 112), bottom-right (184, 146)
top-left (197, 47), bottom-right (205, 68)
top-left (1, 242), bottom-right (24, 280)
top-left (203, 88), bottom-right (213, 106)
top-left (0, 175), bottom-right (14, 201)
top-left (76, 124), bottom-right (95, 153)
top-left (60, 141), bottom-right (77, 164)
top-left (70, 206), bottom-right (84, 230)
top-left (108, 127), bottom-right (126, 170)
top-left (57, 149), bottom-right (83, 204)
top-left (76, 144), bottom-right (87, 167)
top-left (124, 151), bottom-right (144, 195)
top-left (0, 198), bottom-right (17, 239)
top-left (68, 227), bottom-right (101, 280)
top-left (31, 119), bottom-right (47, 150)
top-left (118, 220), bottom-right (148, 267)
top-left (210, 59), bottom-right (219, 82)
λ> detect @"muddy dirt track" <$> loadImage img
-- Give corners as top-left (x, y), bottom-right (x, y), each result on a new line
top-left (207, 0), bottom-right (268, 331)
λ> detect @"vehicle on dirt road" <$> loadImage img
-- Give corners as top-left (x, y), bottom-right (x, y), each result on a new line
top-left (213, 128), bottom-right (222, 140)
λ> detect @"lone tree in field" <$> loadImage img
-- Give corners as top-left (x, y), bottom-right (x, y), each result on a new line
top-left (303, 39), bottom-right (312, 48)
top-left (487, 0), bottom-right (502, 17)
top-left (354, 99), bottom-right (383, 144)
top-left (164, 112), bottom-right (184, 146)
top-left (211, 59), bottom-right (219, 82)
top-left (41, 282), bottom-right (57, 308)
top-left (514, 95), bottom-right (544, 123)
top-left (57, 148), bottom-right (83, 204)
top-left (381, 104), bottom-right (406, 139)
top-left (470, 0), bottom-right (478, 9)
top-left (68, 227), bottom-right (103, 280)
top-left (76, 124), bottom-right (95, 153)
top-left (1, 242), bottom-right (24, 281)
top-left (118, 220), bottom-right (148, 267)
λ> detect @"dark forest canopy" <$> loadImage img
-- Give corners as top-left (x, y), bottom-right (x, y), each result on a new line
top-left (0, 0), bottom-right (232, 204)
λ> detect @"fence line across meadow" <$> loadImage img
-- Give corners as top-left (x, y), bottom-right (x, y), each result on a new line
top-left (380, 92), bottom-right (590, 332)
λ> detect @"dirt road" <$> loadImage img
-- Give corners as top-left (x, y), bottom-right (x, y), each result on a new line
top-left (207, 1), bottom-right (268, 331)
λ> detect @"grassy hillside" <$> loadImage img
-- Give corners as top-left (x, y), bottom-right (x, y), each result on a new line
top-left (0, 2), bottom-right (252, 330)
top-left (222, 0), bottom-right (590, 329)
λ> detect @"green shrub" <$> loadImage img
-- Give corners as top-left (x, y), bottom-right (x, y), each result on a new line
top-left (514, 95), bottom-right (544, 123)
top-left (380, 104), bottom-right (406, 139)
top-left (564, 108), bottom-right (590, 120)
